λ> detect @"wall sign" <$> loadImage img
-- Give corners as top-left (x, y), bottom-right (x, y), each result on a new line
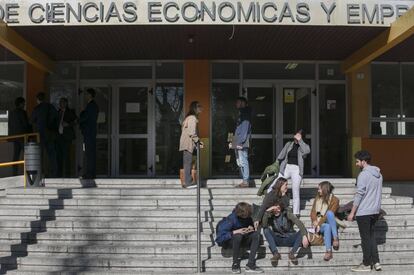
top-left (0, 0), bottom-right (412, 26)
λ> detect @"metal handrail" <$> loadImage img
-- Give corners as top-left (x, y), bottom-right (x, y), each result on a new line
top-left (196, 142), bottom-right (202, 273)
top-left (0, 133), bottom-right (40, 188)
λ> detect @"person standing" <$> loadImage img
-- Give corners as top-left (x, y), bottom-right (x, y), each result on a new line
top-left (348, 150), bottom-right (383, 272)
top-left (229, 97), bottom-right (252, 188)
top-left (79, 89), bottom-right (99, 180)
top-left (31, 92), bottom-right (59, 177)
top-left (179, 101), bottom-right (203, 189)
top-left (8, 97), bottom-right (32, 175)
top-left (56, 97), bottom-right (77, 178)
top-left (268, 129), bottom-right (310, 217)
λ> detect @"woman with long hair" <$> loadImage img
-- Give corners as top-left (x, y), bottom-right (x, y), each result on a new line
top-left (179, 101), bottom-right (203, 188)
top-left (310, 181), bottom-right (340, 261)
top-left (254, 177), bottom-right (290, 229)
top-left (268, 129), bottom-right (310, 217)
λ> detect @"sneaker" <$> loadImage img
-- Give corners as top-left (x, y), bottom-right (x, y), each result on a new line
top-left (231, 263), bottom-right (241, 274)
top-left (245, 265), bottom-right (264, 273)
top-left (324, 250), bottom-right (333, 261)
top-left (270, 252), bottom-right (281, 267)
top-left (351, 263), bottom-right (372, 272)
top-left (288, 251), bottom-right (299, 265)
top-left (184, 183), bottom-right (197, 189)
top-left (373, 263), bottom-right (382, 271)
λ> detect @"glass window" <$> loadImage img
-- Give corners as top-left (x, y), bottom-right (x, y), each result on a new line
top-left (0, 63), bottom-right (25, 136)
top-left (119, 138), bottom-right (147, 175)
top-left (211, 83), bottom-right (239, 176)
top-left (49, 83), bottom-right (76, 109)
top-left (156, 62), bottom-right (183, 79)
top-left (402, 64), bottom-right (414, 118)
top-left (371, 64), bottom-right (400, 118)
top-left (245, 87), bottom-right (273, 135)
top-left (371, 121), bottom-right (414, 136)
top-left (80, 65), bottom-right (152, 79)
top-left (243, 63), bottom-right (315, 79)
top-left (118, 87), bottom-right (148, 135)
top-left (318, 64), bottom-right (345, 80)
top-left (48, 63), bottom-right (77, 81)
top-left (212, 63), bottom-right (240, 79)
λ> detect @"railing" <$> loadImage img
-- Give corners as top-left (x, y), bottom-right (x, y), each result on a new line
top-left (0, 133), bottom-right (40, 188)
top-left (196, 142), bottom-right (202, 273)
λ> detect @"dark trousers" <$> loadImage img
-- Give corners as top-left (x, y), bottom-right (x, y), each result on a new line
top-left (264, 228), bottom-right (302, 254)
top-left (84, 136), bottom-right (96, 178)
top-left (183, 150), bottom-right (193, 185)
top-left (41, 140), bottom-right (58, 178)
top-left (56, 136), bottom-right (72, 177)
top-left (356, 214), bottom-right (380, 266)
top-left (12, 140), bottom-right (24, 176)
top-left (222, 231), bottom-right (260, 267)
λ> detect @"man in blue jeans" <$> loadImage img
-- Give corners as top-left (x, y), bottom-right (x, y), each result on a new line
top-left (229, 97), bottom-right (252, 188)
top-left (262, 200), bottom-right (309, 267)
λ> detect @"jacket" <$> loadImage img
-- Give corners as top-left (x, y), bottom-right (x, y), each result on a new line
top-left (58, 108), bottom-right (78, 141)
top-left (233, 107), bottom-right (251, 148)
top-left (354, 165), bottom-right (383, 216)
top-left (255, 192), bottom-right (290, 224)
top-left (8, 108), bottom-right (32, 136)
top-left (31, 102), bottom-right (59, 143)
top-left (179, 115), bottom-right (199, 153)
top-left (310, 194), bottom-right (340, 226)
top-left (257, 160), bottom-right (280, 196)
top-left (278, 139), bottom-right (310, 177)
top-left (79, 100), bottom-right (99, 139)
top-left (215, 210), bottom-right (254, 246)
top-left (262, 208), bottom-right (307, 237)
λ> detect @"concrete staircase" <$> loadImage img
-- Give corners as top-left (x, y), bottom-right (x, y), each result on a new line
top-left (0, 178), bottom-right (412, 274)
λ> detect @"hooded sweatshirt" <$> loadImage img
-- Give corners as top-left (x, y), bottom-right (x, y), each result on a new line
top-left (354, 165), bottom-right (383, 216)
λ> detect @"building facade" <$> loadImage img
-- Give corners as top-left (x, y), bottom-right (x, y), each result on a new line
top-left (0, 0), bottom-right (413, 180)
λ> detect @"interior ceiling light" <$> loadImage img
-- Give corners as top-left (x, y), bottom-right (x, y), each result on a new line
top-left (285, 63), bottom-right (298, 70)
top-left (188, 34), bottom-right (195, 44)
top-left (255, 96), bottom-right (266, 101)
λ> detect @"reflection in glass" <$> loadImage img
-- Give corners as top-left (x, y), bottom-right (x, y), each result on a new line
top-left (246, 87), bottom-right (274, 135)
top-left (119, 87), bottom-right (148, 134)
top-left (372, 121), bottom-right (414, 136)
top-left (250, 139), bottom-right (273, 175)
top-left (155, 83), bottom-right (184, 175)
top-left (212, 83), bottom-right (240, 176)
top-left (283, 88), bottom-right (311, 135)
top-left (119, 139), bottom-right (147, 175)
top-left (402, 64), bottom-right (414, 118)
top-left (96, 139), bottom-right (109, 176)
top-left (371, 64), bottom-right (400, 118)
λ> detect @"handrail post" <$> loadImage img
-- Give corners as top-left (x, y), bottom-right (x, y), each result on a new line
top-left (196, 142), bottom-right (201, 273)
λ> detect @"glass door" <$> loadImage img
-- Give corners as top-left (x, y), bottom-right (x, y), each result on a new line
top-left (280, 86), bottom-right (316, 176)
top-left (115, 84), bottom-right (151, 176)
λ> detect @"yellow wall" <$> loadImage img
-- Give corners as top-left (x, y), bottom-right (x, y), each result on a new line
top-left (184, 60), bottom-right (210, 178)
top-left (26, 63), bottom-right (47, 113)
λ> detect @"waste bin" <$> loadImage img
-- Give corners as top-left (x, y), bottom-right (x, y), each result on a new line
top-left (24, 142), bottom-right (42, 187)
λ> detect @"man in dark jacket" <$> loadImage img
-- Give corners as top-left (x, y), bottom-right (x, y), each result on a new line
top-left (215, 202), bottom-right (263, 274)
top-left (79, 89), bottom-right (99, 179)
top-left (31, 92), bottom-right (59, 177)
top-left (262, 200), bottom-right (309, 267)
top-left (56, 97), bottom-right (77, 178)
top-left (8, 97), bottom-right (32, 175)
top-left (229, 97), bottom-right (252, 188)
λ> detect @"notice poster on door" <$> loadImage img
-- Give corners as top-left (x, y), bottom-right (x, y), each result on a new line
top-left (126, 102), bottom-right (141, 113)
top-left (284, 89), bottom-right (295, 103)
top-left (97, 112), bottom-right (106, 124)
top-left (327, 100), bottom-right (337, 110)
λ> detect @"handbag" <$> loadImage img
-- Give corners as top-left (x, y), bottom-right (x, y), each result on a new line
top-left (307, 232), bottom-right (324, 246)
top-left (179, 166), bottom-right (197, 187)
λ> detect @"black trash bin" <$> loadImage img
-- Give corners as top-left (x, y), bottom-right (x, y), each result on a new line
top-left (24, 142), bottom-right (42, 187)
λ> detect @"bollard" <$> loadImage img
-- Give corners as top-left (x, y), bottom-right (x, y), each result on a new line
top-left (24, 142), bottom-right (43, 188)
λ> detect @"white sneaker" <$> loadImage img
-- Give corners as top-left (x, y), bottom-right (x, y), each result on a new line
top-left (373, 263), bottom-right (382, 271)
top-left (184, 183), bottom-right (197, 189)
top-left (351, 263), bottom-right (371, 272)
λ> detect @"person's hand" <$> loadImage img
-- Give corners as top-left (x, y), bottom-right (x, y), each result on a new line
top-left (199, 142), bottom-right (204, 149)
top-left (347, 213), bottom-right (354, 222)
top-left (233, 228), bottom-right (245, 235)
top-left (312, 220), bottom-right (319, 228)
top-left (266, 206), bottom-right (278, 213)
top-left (302, 235), bottom-right (309, 248)
top-left (254, 221), bottom-right (259, 231)
top-left (294, 133), bottom-right (302, 141)
top-left (316, 226), bottom-right (320, 233)
top-left (228, 143), bottom-right (233, 149)
top-left (246, 226), bottom-right (254, 233)
top-left (236, 145), bottom-right (243, 150)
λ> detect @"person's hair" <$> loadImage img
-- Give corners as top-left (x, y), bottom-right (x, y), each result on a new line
top-left (36, 92), bottom-right (46, 102)
top-left (354, 150), bottom-right (371, 164)
top-left (86, 88), bottom-right (96, 98)
top-left (237, 97), bottom-right (248, 105)
top-left (235, 202), bottom-right (252, 219)
top-left (317, 181), bottom-right (335, 204)
top-left (59, 97), bottom-right (68, 105)
top-left (15, 97), bottom-right (25, 107)
top-left (272, 177), bottom-right (288, 197)
top-left (186, 101), bottom-right (200, 118)
top-left (272, 200), bottom-right (285, 211)
top-left (296, 129), bottom-right (306, 138)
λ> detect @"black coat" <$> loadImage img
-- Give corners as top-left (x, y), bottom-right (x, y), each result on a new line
top-left (58, 108), bottom-right (77, 141)
top-left (8, 108), bottom-right (32, 136)
top-left (31, 102), bottom-right (59, 142)
top-left (79, 100), bottom-right (99, 139)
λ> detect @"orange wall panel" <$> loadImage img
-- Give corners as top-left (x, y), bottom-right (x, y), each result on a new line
top-left (362, 138), bottom-right (414, 181)
top-left (184, 60), bottom-right (210, 138)
top-left (26, 63), bottom-right (47, 113)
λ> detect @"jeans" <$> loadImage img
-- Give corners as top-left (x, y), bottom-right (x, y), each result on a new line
top-left (356, 214), bottom-right (380, 266)
top-left (183, 150), bottom-right (193, 185)
top-left (222, 231), bottom-right (260, 267)
top-left (319, 210), bottom-right (338, 250)
top-left (235, 148), bottom-right (249, 182)
top-left (264, 228), bottom-right (302, 254)
top-left (268, 164), bottom-right (302, 214)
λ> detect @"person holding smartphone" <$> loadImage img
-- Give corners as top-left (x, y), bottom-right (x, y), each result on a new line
top-left (268, 129), bottom-right (310, 217)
